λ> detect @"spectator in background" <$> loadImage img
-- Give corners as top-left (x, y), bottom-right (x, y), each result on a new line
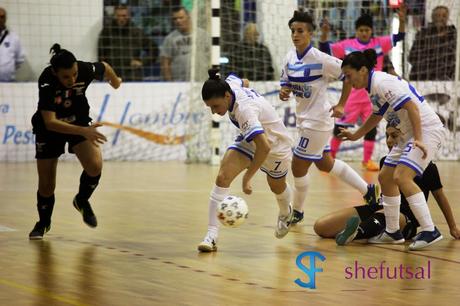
top-left (408, 5), bottom-right (457, 81)
top-left (0, 7), bottom-right (25, 82)
top-left (228, 23), bottom-right (274, 81)
top-left (98, 5), bottom-right (158, 81)
top-left (160, 6), bottom-right (209, 81)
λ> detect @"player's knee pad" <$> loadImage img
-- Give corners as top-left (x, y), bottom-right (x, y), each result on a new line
top-left (364, 127), bottom-right (377, 141)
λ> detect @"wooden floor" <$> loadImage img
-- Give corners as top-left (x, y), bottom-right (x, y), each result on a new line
top-left (1, 160), bottom-right (460, 306)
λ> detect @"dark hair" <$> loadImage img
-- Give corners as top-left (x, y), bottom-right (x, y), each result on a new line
top-left (355, 14), bottom-right (373, 29)
top-left (114, 5), bottom-right (129, 11)
top-left (201, 69), bottom-right (231, 101)
top-left (49, 43), bottom-right (76, 71)
top-left (341, 49), bottom-right (377, 71)
top-left (172, 6), bottom-right (188, 15)
top-left (288, 10), bottom-right (316, 31)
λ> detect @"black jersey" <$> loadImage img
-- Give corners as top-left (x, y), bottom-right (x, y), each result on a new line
top-left (32, 61), bottom-right (105, 133)
top-left (380, 157), bottom-right (443, 224)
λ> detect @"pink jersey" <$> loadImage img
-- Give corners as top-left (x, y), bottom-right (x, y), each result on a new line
top-left (331, 36), bottom-right (393, 104)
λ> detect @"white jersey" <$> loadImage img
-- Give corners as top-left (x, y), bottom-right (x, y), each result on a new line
top-left (368, 71), bottom-right (443, 143)
top-left (280, 45), bottom-right (343, 131)
top-left (226, 74), bottom-right (293, 157)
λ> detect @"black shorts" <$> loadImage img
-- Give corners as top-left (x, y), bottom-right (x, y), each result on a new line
top-left (34, 130), bottom-right (87, 159)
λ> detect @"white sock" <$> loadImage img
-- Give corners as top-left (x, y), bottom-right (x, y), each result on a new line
top-left (275, 184), bottom-right (292, 217)
top-left (407, 192), bottom-right (435, 232)
top-left (329, 159), bottom-right (368, 195)
top-left (382, 195), bottom-right (401, 233)
top-left (293, 174), bottom-right (309, 212)
top-left (207, 185), bottom-right (230, 238)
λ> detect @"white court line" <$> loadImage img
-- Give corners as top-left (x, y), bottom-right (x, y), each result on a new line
top-left (0, 225), bottom-right (17, 232)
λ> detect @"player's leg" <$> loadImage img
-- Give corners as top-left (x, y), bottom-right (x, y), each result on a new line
top-left (29, 133), bottom-right (64, 240)
top-left (72, 138), bottom-right (102, 228)
top-left (314, 207), bottom-right (361, 238)
top-left (368, 162), bottom-right (405, 244)
top-left (315, 151), bottom-right (379, 206)
top-left (397, 131), bottom-right (444, 250)
top-left (264, 155), bottom-right (293, 238)
top-left (361, 102), bottom-right (379, 171)
top-left (198, 148), bottom-right (251, 252)
top-left (30, 158), bottom-right (59, 239)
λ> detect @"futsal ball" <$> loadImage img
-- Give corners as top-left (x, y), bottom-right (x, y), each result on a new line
top-left (216, 196), bottom-right (249, 227)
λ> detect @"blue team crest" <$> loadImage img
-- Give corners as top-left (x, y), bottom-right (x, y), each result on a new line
top-left (303, 84), bottom-right (312, 98)
top-left (387, 111), bottom-right (401, 128)
top-left (4, 42), bottom-right (10, 48)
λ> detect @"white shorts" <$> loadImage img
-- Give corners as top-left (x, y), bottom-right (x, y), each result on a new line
top-left (293, 128), bottom-right (331, 161)
top-left (228, 136), bottom-right (291, 179)
top-left (383, 127), bottom-right (444, 176)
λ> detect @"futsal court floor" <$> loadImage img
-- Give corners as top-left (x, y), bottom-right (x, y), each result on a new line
top-left (1, 161), bottom-right (459, 305)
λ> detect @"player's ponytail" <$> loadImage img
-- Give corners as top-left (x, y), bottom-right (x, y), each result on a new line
top-left (341, 49), bottom-right (377, 72)
top-left (201, 69), bottom-right (231, 101)
top-left (49, 43), bottom-right (77, 71)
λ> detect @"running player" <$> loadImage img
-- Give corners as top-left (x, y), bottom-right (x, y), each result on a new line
top-left (198, 70), bottom-right (293, 252)
top-left (29, 43), bottom-right (122, 239)
top-left (314, 124), bottom-right (460, 246)
top-left (337, 49), bottom-right (445, 250)
top-left (319, 7), bottom-right (406, 171)
top-left (280, 10), bottom-right (379, 226)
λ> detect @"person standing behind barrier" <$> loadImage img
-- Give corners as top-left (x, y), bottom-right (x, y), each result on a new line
top-left (0, 7), bottom-right (25, 82)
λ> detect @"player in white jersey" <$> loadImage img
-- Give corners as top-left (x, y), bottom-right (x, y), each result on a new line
top-left (197, 69), bottom-right (294, 252)
top-left (338, 49), bottom-right (445, 250)
top-left (280, 10), bottom-right (380, 225)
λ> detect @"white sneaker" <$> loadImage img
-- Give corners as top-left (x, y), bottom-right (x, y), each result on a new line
top-left (368, 230), bottom-right (405, 244)
top-left (275, 206), bottom-right (294, 239)
top-left (197, 233), bottom-right (217, 252)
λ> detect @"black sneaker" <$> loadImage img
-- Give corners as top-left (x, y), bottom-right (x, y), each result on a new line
top-left (363, 184), bottom-right (380, 207)
top-left (73, 196), bottom-right (98, 228)
top-left (29, 222), bottom-right (50, 240)
top-left (291, 209), bottom-right (304, 225)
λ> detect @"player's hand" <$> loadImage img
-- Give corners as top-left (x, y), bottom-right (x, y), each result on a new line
top-left (330, 104), bottom-right (344, 118)
top-left (449, 226), bottom-right (460, 239)
top-left (83, 122), bottom-right (107, 146)
top-left (338, 127), bottom-right (358, 141)
top-left (130, 59), bottom-right (143, 68)
top-left (242, 173), bottom-right (253, 195)
top-left (279, 87), bottom-right (291, 101)
top-left (413, 140), bottom-right (427, 159)
top-left (109, 77), bottom-right (122, 89)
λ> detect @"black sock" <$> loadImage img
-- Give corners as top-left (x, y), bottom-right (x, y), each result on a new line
top-left (354, 204), bottom-right (380, 221)
top-left (77, 171), bottom-right (101, 201)
top-left (354, 212), bottom-right (386, 240)
top-left (37, 191), bottom-right (55, 226)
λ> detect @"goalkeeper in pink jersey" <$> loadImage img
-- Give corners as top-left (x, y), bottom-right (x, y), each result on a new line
top-left (319, 6), bottom-right (406, 171)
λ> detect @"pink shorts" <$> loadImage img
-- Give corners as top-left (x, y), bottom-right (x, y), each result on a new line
top-left (336, 101), bottom-right (372, 126)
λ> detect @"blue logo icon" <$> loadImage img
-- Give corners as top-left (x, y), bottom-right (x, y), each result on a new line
top-left (295, 251), bottom-right (326, 289)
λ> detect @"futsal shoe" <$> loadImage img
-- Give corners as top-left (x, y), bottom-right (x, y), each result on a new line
top-left (409, 227), bottom-right (443, 250)
top-left (336, 216), bottom-right (360, 246)
top-left (29, 221), bottom-right (50, 240)
top-left (363, 184), bottom-right (380, 207)
top-left (275, 205), bottom-right (294, 239)
top-left (291, 209), bottom-right (304, 225)
top-left (198, 233), bottom-right (217, 252)
top-left (368, 229), bottom-right (405, 244)
top-left (73, 196), bottom-right (98, 228)
top-left (362, 160), bottom-right (379, 171)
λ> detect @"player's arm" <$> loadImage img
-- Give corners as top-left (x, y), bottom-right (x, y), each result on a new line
top-left (161, 56), bottom-right (172, 81)
top-left (331, 78), bottom-right (352, 118)
top-left (401, 100), bottom-right (427, 158)
top-left (41, 111), bottom-right (107, 146)
top-left (432, 188), bottom-right (460, 239)
top-left (101, 61), bottom-right (121, 89)
top-left (242, 133), bottom-right (271, 194)
top-left (338, 113), bottom-right (382, 141)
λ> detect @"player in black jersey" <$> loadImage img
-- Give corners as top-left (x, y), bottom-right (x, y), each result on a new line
top-left (313, 124), bottom-right (460, 245)
top-left (29, 43), bottom-right (121, 239)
